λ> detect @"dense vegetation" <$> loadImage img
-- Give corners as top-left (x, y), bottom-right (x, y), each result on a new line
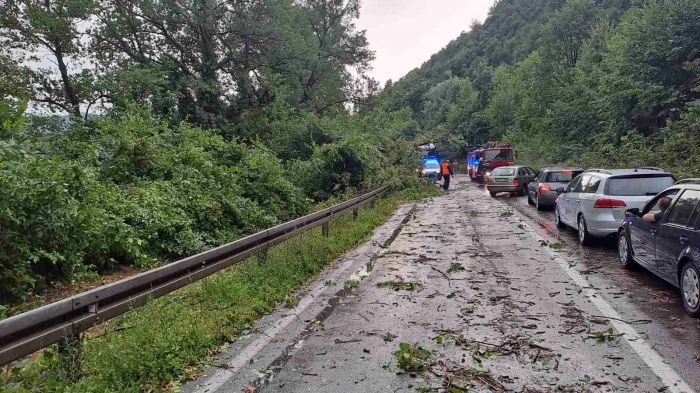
top-left (0, 0), bottom-right (423, 307)
top-left (378, 0), bottom-right (700, 176)
top-left (1, 190), bottom-right (436, 393)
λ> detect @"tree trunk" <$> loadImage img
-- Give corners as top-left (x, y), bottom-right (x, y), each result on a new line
top-left (54, 42), bottom-right (81, 117)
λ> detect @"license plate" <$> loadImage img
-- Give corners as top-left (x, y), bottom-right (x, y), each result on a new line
top-left (495, 178), bottom-right (508, 183)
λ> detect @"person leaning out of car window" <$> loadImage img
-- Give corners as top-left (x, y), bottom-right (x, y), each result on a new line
top-left (638, 196), bottom-right (672, 223)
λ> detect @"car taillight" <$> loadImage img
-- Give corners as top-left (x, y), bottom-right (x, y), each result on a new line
top-left (539, 183), bottom-right (552, 193)
top-left (594, 198), bottom-right (627, 208)
top-left (513, 178), bottom-right (520, 187)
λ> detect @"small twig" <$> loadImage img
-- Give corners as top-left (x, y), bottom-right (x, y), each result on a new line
top-left (430, 266), bottom-right (452, 287)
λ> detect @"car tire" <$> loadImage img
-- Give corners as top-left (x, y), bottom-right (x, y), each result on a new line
top-left (555, 206), bottom-right (566, 229)
top-left (489, 191), bottom-right (497, 198)
top-left (535, 193), bottom-right (545, 211)
top-left (617, 230), bottom-right (636, 269)
top-left (680, 261), bottom-right (700, 317)
top-left (519, 184), bottom-right (527, 196)
top-left (577, 215), bottom-right (593, 246)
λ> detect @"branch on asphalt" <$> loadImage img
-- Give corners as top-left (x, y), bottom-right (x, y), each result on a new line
top-left (430, 266), bottom-right (452, 287)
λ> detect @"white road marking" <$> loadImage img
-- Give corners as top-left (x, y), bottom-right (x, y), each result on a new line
top-left (514, 215), bottom-right (695, 393)
top-left (193, 256), bottom-right (357, 393)
top-left (189, 202), bottom-right (416, 393)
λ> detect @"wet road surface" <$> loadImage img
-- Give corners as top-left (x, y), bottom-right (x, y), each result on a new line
top-left (182, 177), bottom-right (699, 393)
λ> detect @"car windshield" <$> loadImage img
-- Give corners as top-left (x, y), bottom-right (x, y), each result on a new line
top-left (492, 167), bottom-right (515, 176)
top-left (545, 171), bottom-right (582, 182)
top-left (606, 175), bottom-right (675, 196)
top-left (423, 161), bottom-right (440, 170)
top-left (483, 149), bottom-right (513, 161)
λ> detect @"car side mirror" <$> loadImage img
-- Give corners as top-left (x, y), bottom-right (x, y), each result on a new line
top-left (625, 208), bottom-right (640, 217)
top-left (556, 187), bottom-right (566, 194)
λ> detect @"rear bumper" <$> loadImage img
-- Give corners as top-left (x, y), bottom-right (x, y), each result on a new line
top-left (487, 184), bottom-right (518, 192)
top-left (584, 212), bottom-right (621, 237)
top-left (537, 192), bottom-right (558, 206)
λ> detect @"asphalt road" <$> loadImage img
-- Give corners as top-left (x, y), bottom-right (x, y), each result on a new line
top-left (181, 177), bottom-right (700, 393)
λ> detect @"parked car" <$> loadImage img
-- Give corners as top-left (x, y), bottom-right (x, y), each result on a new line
top-left (419, 157), bottom-right (441, 181)
top-left (618, 179), bottom-right (700, 316)
top-left (486, 165), bottom-right (536, 197)
top-left (527, 167), bottom-right (584, 211)
top-left (555, 168), bottom-right (676, 245)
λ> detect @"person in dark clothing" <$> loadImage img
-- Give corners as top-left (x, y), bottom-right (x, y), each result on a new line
top-left (441, 160), bottom-right (453, 190)
top-left (643, 196), bottom-right (672, 223)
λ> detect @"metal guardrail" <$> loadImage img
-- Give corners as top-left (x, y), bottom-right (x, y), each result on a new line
top-left (0, 186), bottom-right (389, 366)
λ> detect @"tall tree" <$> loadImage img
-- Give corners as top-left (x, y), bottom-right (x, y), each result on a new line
top-left (0, 0), bottom-right (95, 117)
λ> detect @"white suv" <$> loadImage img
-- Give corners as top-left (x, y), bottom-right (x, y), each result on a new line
top-left (554, 168), bottom-right (676, 245)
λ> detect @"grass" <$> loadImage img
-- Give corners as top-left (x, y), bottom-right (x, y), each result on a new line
top-left (0, 186), bottom-right (438, 393)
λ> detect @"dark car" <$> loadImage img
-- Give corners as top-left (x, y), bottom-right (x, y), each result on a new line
top-left (527, 167), bottom-right (583, 210)
top-left (618, 179), bottom-right (700, 316)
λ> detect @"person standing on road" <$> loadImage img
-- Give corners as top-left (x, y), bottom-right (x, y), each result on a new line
top-left (441, 159), bottom-right (453, 190)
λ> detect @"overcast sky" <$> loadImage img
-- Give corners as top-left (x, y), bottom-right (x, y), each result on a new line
top-left (356, 0), bottom-right (496, 85)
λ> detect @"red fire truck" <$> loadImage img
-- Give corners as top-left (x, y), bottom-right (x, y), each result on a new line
top-left (467, 143), bottom-right (515, 183)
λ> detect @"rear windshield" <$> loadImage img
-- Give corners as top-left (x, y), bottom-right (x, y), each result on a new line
top-left (492, 167), bottom-right (515, 176)
top-left (545, 171), bottom-right (583, 182)
top-left (483, 149), bottom-right (513, 161)
top-left (606, 175), bottom-right (675, 196)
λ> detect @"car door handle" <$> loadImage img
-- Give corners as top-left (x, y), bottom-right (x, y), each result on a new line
top-left (680, 236), bottom-right (688, 245)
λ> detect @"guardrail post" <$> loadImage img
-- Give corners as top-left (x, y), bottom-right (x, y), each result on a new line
top-left (369, 198), bottom-right (375, 209)
top-left (58, 333), bottom-right (82, 381)
top-left (352, 207), bottom-right (359, 220)
top-left (322, 222), bottom-right (330, 237)
top-left (258, 247), bottom-right (268, 265)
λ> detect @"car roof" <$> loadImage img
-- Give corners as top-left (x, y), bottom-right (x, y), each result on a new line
top-left (583, 168), bottom-right (673, 177)
top-left (540, 167), bottom-right (584, 172)
top-left (675, 179), bottom-right (700, 186)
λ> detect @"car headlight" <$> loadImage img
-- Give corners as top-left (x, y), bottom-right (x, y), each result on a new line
top-left (485, 171), bottom-right (491, 177)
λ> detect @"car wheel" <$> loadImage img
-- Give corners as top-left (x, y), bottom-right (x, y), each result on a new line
top-left (555, 206), bottom-right (566, 229)
top-left (617, 230), bottom-right (635, 269)
top-left (577, 215), bottom-right (592, 246)
top-left (681, 261), bottom-right (700, 317)
top-left (519, 184), bottom-right (527, 196)
top-left (489, 191), bottom-right (497, 197)
top-left (535, 193), bottom-right (545, 211)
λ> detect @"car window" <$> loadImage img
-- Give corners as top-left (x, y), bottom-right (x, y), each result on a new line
top-left (567, 176), bottom-right (582, 192)
top-left (545, 171), bottom-right (581, 183)
top-left (666, 190), bottom-right (700, 226)
top-left (572, 175), bottom-right (589, 193)
top-left (483, 149), bottom-right (513, 161)
top-left (583, 176), bottom-right (601, 194)
top-left (492, 167), bottom-right (515, 176)
top-left (423, 161), bottom-right (439, 170)
top-left (644, 189), bottom-right (680, 215)
top-left (518, 167), bottom-right (525, 176)
top-left (606, 175), bottom-right (675, 196)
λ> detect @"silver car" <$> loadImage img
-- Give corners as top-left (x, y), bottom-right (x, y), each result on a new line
top-left (555, 168), bottom-right (676, 245)
top-left (486, 165), bottom-right (536, 197)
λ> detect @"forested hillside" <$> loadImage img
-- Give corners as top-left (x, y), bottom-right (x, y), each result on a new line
top-left (0, 0), bottom-right (422, 306)
top-left (2, 0), bottom-right (699, 308)
top-left (378, 0), bottom-right (700, 175)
